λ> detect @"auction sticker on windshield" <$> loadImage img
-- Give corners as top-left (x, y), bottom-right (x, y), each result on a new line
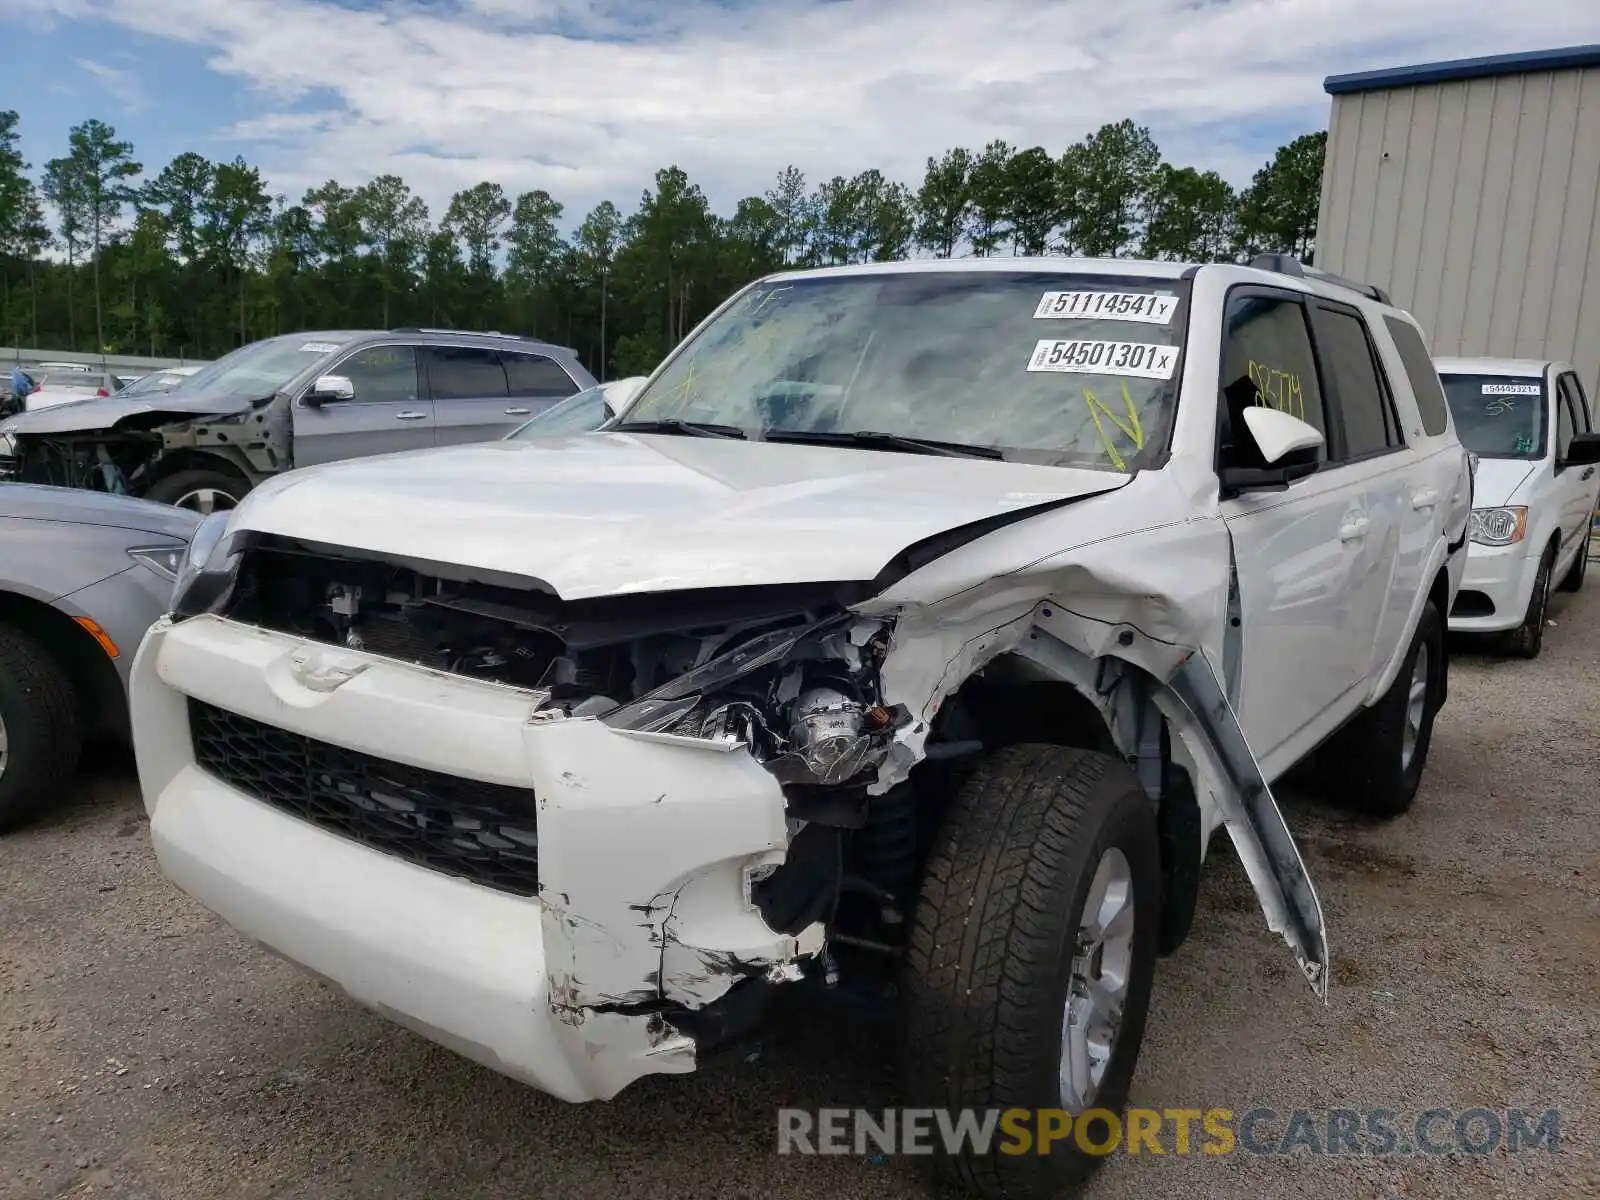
top-left (1483, 382), bottom-right (1540, 395)
top-left (1027, 339), bottom-right (1178, 380)
top-left (299, 341), bottom-right (342, 354)
top-left (1033, 291), bottom-right (1177, 323)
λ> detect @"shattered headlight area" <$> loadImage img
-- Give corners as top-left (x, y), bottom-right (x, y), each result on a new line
top-left (600, 614), bottom-right (906, 788)
top-left (219, 536), bottom-right (906, 791)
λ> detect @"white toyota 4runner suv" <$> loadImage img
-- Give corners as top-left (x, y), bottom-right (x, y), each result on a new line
top-left (132, 255), bottom-right (1470, 1197)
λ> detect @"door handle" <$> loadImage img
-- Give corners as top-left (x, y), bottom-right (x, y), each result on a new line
top-left (395, 411), bottom-right (427, 420)
top-left (504, 407), bottom-right (531, 415)
top-left (1583, 467), bottom-right (1595, 481)
top-left (1339, 516), bottom-right (1370, 542)
top-left (1411, 488), bottom-right (1440, 510)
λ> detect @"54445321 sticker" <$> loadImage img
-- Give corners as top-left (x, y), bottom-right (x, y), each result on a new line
top-left (1027, 339), bottom-right (1178, 380)
top-left (1482, 382), bottom-right (1540, 395)
top-left (1033, 291), bottom-right (1177, 323)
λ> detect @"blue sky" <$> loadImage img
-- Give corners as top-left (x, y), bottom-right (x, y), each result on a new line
top-left (5, 0), bottom-right (1597, 228)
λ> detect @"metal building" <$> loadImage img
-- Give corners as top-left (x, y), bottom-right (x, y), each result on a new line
top-left (1315, 44), bottom-right (1600, 395)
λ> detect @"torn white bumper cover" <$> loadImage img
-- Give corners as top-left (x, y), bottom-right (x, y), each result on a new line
top-left (131, 615), bottom-right (824, 1103)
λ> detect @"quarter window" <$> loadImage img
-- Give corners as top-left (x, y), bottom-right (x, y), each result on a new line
top-left (335, 345), bottom-right (418, 404)
top-left (1382, 315), bottom-right (1450, 436)
top-left (1312, 306), bottom-right (1402, 460)
top-left (1559, 373), bottom-right (1592, 434)
top-left (426, 346), bottom-right (508, 400)
top-left (1556, 380), bottom-right (1576, 460)
top-left (503, 352), bottom-right (579, 399)
top-left (1218, 292), bottom-right (1328, 466)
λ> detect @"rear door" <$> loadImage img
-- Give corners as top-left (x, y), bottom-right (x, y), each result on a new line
top-left (501, 349), bottom-right (582, 427)
top-left (291, 343), bottom-right (430, 467)
top-left (424, 345), bottom-right (517, 446)
top-left (1304, 299), bottom-right (1416, 685)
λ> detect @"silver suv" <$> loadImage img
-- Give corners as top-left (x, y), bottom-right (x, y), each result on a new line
top-left (0, 330), bottom-right (596, 511)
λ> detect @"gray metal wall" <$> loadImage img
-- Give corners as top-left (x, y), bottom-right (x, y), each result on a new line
top-left (1315, 65), bottom-right (1600, 398)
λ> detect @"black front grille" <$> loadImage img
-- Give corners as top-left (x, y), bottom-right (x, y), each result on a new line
top-left (188, 699), bottom-right (540, 896)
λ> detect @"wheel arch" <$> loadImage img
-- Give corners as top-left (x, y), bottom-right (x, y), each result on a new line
top-left (0, 590), bottom-right (126, 740)
top-left (138, 449), bottom-right (256, 500)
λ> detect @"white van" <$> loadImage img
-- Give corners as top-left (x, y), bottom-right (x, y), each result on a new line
top-left (1436, 357), bottom-right (1600, 656)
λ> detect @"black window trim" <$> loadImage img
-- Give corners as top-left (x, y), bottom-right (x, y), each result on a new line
top-left (421, 342), bottom-right (512, 403)
top-left (292, 339), bottom-right (423, 408)
top-left (1212, 283), bottom-right (1334, 480)
top-left (1306, 297), bottom-right (1409, 467)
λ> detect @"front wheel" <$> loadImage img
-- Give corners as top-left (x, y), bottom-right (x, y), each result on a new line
top-left (898, 744), bottom-right (1160, 1199)
top-left (1505, 544), bottom-right (1554, 659)
top-left (142, 466), bottom-right (250, 514)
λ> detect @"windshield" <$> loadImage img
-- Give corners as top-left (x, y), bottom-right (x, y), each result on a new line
top-left (618, 271), bottom-right (1190, 470)
top-left (119, 371), bottom-right (192, 397)
top-left (178, 335), bottom-right (353, 401)
top-left (1440, 374), bottom-right (1546, 459)
top-left (505, 387), bottom-right (607, 440)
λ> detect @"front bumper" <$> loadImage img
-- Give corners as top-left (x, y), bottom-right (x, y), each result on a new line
top-left (1447, 540), bottom-right (1538, 633)
top-left (131, 615), bottom-right (821, 1102)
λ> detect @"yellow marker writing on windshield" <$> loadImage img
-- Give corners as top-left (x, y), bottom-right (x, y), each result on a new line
top-left (1082, 383), bottom-right (1146, 470)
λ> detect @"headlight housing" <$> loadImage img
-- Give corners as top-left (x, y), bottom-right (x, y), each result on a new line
top-left (601, 614), bottom-right (902, 787)
top-left (169, 510), bottom-right (242, 618)
top-left (1469, 506), bottom-right (1527, 547)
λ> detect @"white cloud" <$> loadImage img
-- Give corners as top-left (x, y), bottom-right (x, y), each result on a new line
top-left (73, 56), bottom-right (149, 110)
top-left (15, 0), bottom-right (1600, 225)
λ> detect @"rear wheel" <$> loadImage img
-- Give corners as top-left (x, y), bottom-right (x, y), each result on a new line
top-left (1319, 600), bottom-right (1443, 819)
top-left (1505, 544), bottom-right (1554, 659)
top-left (142, 466), bottom-right (250, 514)
top-left (899, 744), bottom-right (1160, 1199)
top-left (0, 624), bottom-right (82, 833)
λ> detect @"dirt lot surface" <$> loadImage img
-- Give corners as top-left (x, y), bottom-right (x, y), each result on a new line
top-left (3, 587), bottom-right (1597, 1200)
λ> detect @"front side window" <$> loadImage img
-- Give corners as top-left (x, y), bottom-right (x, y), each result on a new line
top-left (503, 352), bottom-right (579, 399)
top-left (1313, 306), bottom-right (1402, 460)
top-left (505, 386), bottom-right (607, 439)
top-left (335, 345), bottom-right (418, 404)
top-left (426, 346), bottom-right (508, 400)
top-left (1217, 292), bottom-right (1328, 466)
top-left (1440, 374), bottom-right (1546, 459)
top-left (617, 271), bottom-right (1192, 471)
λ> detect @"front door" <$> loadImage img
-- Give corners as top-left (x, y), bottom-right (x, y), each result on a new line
top-left (1555, 372), bottom-right (1597, 564)
top-left (1216, 288), bottom-right (1371, 769)
top-left (292, 344), bottom-right (430, 467)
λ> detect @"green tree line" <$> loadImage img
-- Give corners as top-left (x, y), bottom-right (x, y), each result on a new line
top-left (0, 110), bottom-right (1325, 378)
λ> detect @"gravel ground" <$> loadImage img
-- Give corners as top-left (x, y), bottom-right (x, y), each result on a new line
top-left (3, 587), bottom-right (1597, 1200)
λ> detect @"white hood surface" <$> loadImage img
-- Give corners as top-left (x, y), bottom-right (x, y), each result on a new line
top-left (1468, 456), bottom-right (1538, 508)
top-left (229, 433), bottom-right (1129, 599)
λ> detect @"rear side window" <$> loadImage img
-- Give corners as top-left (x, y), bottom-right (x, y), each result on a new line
top-left (1218, 292), bottom-right (1329, 465)
top-left (425, 346), bottom-right (508, 400)
top-left (1311, 305), bottom-right (1402, 460)
top-left (503, 352), bottom-right (579, 399)
top-left (1383, 315), bottom-right (1450, 435)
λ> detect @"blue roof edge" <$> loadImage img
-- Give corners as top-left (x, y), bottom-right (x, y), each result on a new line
top-left (1325, 44), bottom-right (1600, 95)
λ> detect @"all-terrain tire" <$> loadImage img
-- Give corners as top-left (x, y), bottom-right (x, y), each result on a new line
top-left (898, 744), bottom-right (1160, 1199)
top-left (1320, 601), bottom-right (1444, 819)
top-left (0, 624), bottom-right (82, 833)
top-left (1506, 543), bottom-right (1555, 659)
top-left (1557, 528), bottom-right (1589, 593)
top-left (142, 466), bottom-right (251, 514)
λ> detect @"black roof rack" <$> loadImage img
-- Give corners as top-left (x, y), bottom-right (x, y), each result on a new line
top-left (1248, 254), bottom-right (1391, 305)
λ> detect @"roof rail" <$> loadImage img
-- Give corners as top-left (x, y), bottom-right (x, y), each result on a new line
top-left (389, 327), bottom-right (532, 339)
top-left (1247, 253), bottom-right (1392, 305)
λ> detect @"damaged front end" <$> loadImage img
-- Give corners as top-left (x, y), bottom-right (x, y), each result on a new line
top-left (0, 401), bottom-right (281, 494)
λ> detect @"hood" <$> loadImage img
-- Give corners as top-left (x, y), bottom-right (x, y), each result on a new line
top-left (1470, 457), bottom-right (1538, 507)
top-left (230, 433), bottom-right (1129, 599)
top-left (0, 483), bottom-right (201, 540)
top-left (0, 387), bottom-right (250, 435)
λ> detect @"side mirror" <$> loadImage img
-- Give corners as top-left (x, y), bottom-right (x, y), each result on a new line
top-left (303, 374), bottom-right (354, 408)
top-left (1220, 407), bottom-right (1325, 497)
top-left (603, 376), bottom-right (646, 414)
top-left (1562, 432), bottom-right (1600, 467)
